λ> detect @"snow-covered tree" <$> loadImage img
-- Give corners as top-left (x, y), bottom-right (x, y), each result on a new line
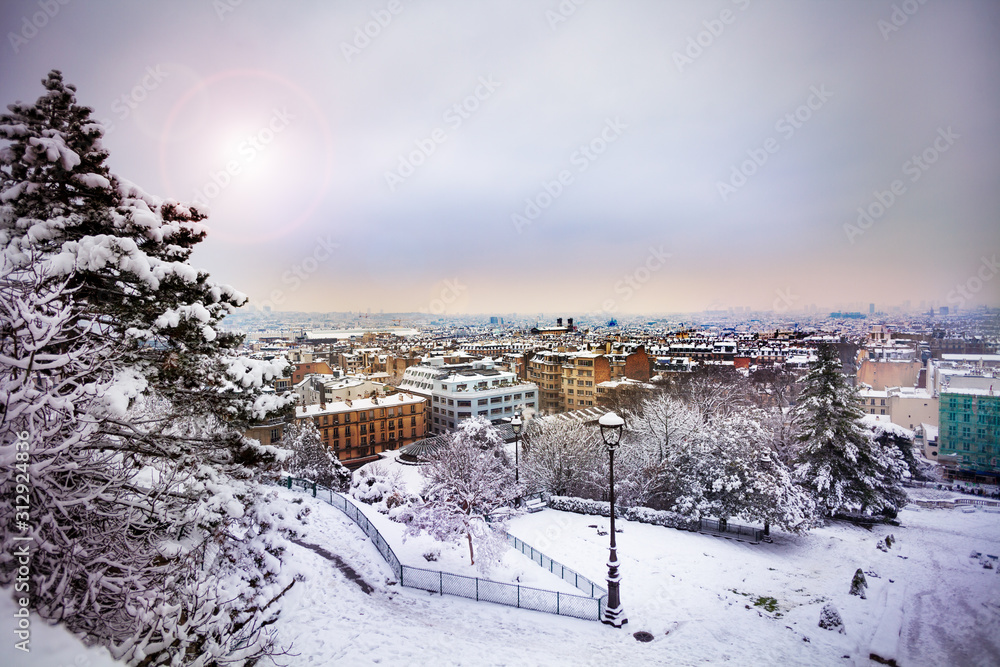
top-left (697, 410), bottom-right (815, 533)
top-left (396, 418), bottom-right (516, 570)
top-left (284, 419), bottom-right (351, 490)
top-left (791, 345), bottom-right (907, 518)
top-left (0, 71), bottom-right (295, 664)
top-left (521, 418), bottom-right (604, 498)
top-left (862, 416), bottom-right (923, 481)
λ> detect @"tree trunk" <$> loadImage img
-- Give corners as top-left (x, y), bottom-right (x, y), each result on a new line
top-left (467, 531), bottom-right (475, 565)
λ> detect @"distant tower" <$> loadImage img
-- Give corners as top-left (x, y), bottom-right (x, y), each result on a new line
top-left (869, 303), bottom-right (875, 315)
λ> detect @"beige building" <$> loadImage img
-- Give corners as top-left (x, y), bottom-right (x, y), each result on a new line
top-left (528, 351), bottom-right (568, 414)
top-left (859, 386), bottom-right (938, 431)
top-left (294, 392), bottom-right (427, 467)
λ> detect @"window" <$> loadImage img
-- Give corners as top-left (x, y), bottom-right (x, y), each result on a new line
top-left (410, 405), bottom-right (417, 414)
top-left (271, 428), bottom-right (281, 442)
top-left (478, 399), bottom-right (488, 405)
top-left (411, 416), bottom-right (417, 426)
top-left (458, 400), bottom-right (471, 407)
top-left (411, 428), bottom-right (417, 437)
top-left (513, 393), bottom-right (522, 400)
top-left (491, 397), bottom-right (502, 404)
top-left (333, 427), bottom-right (340, 438)
top-left (345, 425), bottom-right (352, 436)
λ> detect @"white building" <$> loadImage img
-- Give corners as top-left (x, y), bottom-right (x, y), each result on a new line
top-left (399, 358), bottom-right (538, 434)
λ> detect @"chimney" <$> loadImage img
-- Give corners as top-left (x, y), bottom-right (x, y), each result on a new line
top-left (568, 317), bottom-right (574, 329)
top-left (557, 317), bottom-right (563, 326)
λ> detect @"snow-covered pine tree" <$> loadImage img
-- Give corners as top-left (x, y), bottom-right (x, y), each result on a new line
top-left (283, 419), bottom-right (352, 490)
top-left (0, 71), bottom-right (296, 664)
top-left (397, 417), bottom-right (516, 570)
top-left (791, 345), bottom-right (907, 519)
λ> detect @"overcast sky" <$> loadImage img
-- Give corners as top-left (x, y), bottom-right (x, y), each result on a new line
top-left (2, 0), bottom-right (998, 316)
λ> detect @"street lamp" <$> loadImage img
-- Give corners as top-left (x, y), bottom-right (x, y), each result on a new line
top-left (599, 411), bottom-right (628, 628)
top-left (511, 412), bottom-right (523, 486)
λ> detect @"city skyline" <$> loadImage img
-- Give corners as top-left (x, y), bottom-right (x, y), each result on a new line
top-left (2, 0), bottom-right (999, 314)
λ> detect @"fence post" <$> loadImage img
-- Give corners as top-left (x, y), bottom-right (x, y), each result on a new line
top-left (476, 578), bottom-right (479, 602)
top-left (286, 476), bottom-right (292, 489)
top-left (557, 591), bottom-right (560, 615)
top-left (312, 481), bottom-right (317, 498)
top-left (440, 571), bottom-right (443, 596)
top-left (517, 586), bottom-right (520, 608)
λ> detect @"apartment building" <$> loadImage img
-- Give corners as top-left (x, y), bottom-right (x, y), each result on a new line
top-left (399, 359), bottom-right (538, 434)
top-left (294, 374), bottom-right (387, 406)
top-left (528, 350), bottom-right (567, 414)
top-left (562, 352), bottom-right (600, 411)
top-left (294, 392), bottom-right (426, 467)
top-left (858, 386), bottom-right (938, 430)
top-left (938, 386), bottom-right (999, 480)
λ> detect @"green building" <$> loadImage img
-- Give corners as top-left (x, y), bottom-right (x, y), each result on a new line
top-left (938, 387), bottom-right (1000, 482)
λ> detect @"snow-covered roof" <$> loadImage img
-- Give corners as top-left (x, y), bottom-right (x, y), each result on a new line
top-left (294, 392), bottom-right (424, 417)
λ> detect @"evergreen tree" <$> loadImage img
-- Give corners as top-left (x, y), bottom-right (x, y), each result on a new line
top-left (0, 71), bottom-right (295, 664)
top-left (791, 345), bottom-right (907, 518)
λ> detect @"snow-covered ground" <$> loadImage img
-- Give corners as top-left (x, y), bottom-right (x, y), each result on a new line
top-left (261, 489), bottom-right (1000, 666)
top-left (6, 489), bottom-right (999, 666)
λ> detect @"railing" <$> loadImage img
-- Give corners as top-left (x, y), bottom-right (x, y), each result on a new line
top-left (955, 498), bottom-right (1000, 508)
top-left (696, 518), bottom-right (764, 542)
top-left (281, 477), bottom-right (605, 621)
top-left (507, 534), bottom-right (607, 600)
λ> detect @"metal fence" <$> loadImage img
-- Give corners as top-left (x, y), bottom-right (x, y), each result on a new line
top-left (281, 476), bottom-right (605, 621)
top-left (507, 534), bottom-right (607, 600)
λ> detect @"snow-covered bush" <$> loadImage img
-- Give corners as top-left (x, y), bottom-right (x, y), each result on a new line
top-left (818, 603), bottom-right (845, 633)
top-left (624, 505), bottom-right (699, 531)
top-left (849, 568), bottom-right (868, 598)
top-left (350, 463), bottom-right (403, 507)
top-left (548, 496), bottom-right (699, 530)
top-left (548, 495), bottom-right (617, 517)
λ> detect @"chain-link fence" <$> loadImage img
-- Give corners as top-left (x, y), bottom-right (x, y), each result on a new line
top-left (281, 476), bottom-right (605, 621)
top-left (507, 534), bottom-right (607, 599)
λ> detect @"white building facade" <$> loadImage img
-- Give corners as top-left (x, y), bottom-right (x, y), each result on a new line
top-left (399, 358), bottom-right (538, 434)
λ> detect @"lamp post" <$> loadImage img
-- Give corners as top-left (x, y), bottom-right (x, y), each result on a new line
top-left (511, 412), bottom-right (522, 486)
top-left (599, 411), bottom-right (627, 627)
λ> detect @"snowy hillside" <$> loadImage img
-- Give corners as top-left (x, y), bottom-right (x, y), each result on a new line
top-left (251, 489), bottom-right (1000, 666)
